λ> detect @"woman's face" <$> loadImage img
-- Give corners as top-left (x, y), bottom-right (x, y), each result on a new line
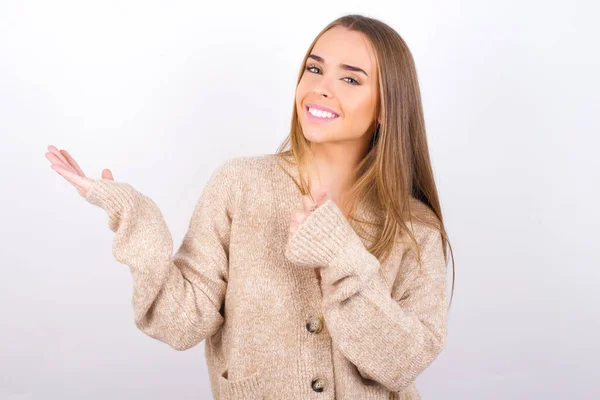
top-left (295, 26), bottom-right (379, 145)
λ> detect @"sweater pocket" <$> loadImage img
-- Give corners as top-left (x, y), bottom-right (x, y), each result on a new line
top-left (218, 368), bottom-right (265, 400)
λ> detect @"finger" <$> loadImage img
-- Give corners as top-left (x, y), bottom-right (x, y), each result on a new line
top-left (301, 194), bottom-right (315, 213)
top-left (50, 163), bottom-right (92, 191)
top-left (292, 210), bottom-right (308, 224)
top-left (47, 153), bottom-right (79, 192)
top-left (314, 186), bottom-right (329, 206)
top-left (60, 149), bottom-right (86, 177)
top-left (289, 221), bottom-right (298, 235)
top-left (46, 152), bottom-right (73, 173)
top-left (48, 145), bottom-right (75, 173)
top-left (101, 169), bottom-right (114, 180)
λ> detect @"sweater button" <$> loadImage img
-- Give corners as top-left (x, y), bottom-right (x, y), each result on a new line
top-left (311, 377), bottom-right (327, 392)
top-left (306, 316), bottom-right (323, 334)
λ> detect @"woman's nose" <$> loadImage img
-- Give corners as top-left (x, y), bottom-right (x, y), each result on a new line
top-left (312, 78), bottom-right (334, 98)
top-left (314, 86), bottom-right (331, 98)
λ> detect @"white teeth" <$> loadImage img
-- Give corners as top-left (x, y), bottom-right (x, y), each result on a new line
top-left (308, 107), bottom-right (337, 119)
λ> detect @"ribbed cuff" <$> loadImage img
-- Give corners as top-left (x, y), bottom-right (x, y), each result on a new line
top-left (284, 198), bottom-right (356, 268)
top-left (284, 198), bottom-right (380, 288)
top-left (319, 237), bottom-right (380, 288)
top-left (85, 179), bottom-right (138, 231)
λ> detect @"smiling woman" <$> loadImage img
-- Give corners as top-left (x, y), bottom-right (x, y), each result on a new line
top-left (295, 26), bottom-right (379, 145)
top-left (276, 14), bottom-right (456, 398)
top-left (46, 13), bottom-right (453, 400)
top-left (279, 15), bottom-right (454, 277)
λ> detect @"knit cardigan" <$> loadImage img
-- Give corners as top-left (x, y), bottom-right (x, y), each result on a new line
top-left (84, 153), bottom-right (449, 400)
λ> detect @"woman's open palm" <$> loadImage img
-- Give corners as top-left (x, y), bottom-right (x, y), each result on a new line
top-left (45, 145), bottom-right (114, 198)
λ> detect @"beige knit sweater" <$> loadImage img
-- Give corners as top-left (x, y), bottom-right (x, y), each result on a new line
top-left (85, 153), bottom-right (448, 400)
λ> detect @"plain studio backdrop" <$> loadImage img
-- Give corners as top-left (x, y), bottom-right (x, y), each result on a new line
top-left (1, 1), bottom-right (598, 399)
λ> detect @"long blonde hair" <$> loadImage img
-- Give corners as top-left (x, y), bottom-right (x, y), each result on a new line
top-left (275, 14), bottom-right (455, 309)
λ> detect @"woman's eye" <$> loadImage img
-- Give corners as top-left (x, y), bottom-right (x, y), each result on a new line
top-left (305, 65), bottom-right (360, 86)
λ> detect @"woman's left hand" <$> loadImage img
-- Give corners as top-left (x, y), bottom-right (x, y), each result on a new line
top-left (289, 186), bottom-right (329, 237)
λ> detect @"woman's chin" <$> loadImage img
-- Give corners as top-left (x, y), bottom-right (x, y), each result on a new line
top-left (303, 129), bottom-right (332, 143)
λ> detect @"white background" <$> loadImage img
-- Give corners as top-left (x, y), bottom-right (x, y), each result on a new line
top-left (1, 0), bottom-right (599, 399)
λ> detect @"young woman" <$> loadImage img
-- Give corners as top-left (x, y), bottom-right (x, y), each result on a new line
top-left (46, 14), bottom-right (454, 400)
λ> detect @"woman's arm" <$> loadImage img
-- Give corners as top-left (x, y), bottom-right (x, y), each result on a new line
top-left (85, 159), bottom-right (240, 351)
top-left (285, 199), bottom-right (448, 392)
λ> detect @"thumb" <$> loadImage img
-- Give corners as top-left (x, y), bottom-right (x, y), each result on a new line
top-left (102, 169), bottom-right (114, 181)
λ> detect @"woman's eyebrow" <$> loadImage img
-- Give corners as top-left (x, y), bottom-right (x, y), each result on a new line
top-left (307, 54), bottom-right (369, 77)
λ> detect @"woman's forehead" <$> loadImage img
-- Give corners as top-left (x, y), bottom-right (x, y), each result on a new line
top-left (311, 27), bottom-right (376, 76)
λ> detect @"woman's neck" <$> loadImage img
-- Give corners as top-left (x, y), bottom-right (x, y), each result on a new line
top-left (305, 144), bottom-right (365, 217)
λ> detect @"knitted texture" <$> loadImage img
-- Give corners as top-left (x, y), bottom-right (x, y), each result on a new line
top-left (85, 153), bottom-right (448, 400)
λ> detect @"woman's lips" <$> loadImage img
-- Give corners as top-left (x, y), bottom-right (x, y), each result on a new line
top-left (305, 105), bottom-right (340, 124)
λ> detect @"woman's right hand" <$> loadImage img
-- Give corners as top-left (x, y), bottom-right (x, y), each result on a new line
top-left (45, 145), bottom-right (114, 198)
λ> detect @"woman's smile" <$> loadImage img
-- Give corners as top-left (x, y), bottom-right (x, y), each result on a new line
top-left (305, 104), bottom-right (340, 124)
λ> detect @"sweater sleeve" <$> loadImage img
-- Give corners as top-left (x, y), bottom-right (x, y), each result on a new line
top-left (85, 158), bottom-right (240, 351)
top-left (284, 198), bottom-right (448, 392)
